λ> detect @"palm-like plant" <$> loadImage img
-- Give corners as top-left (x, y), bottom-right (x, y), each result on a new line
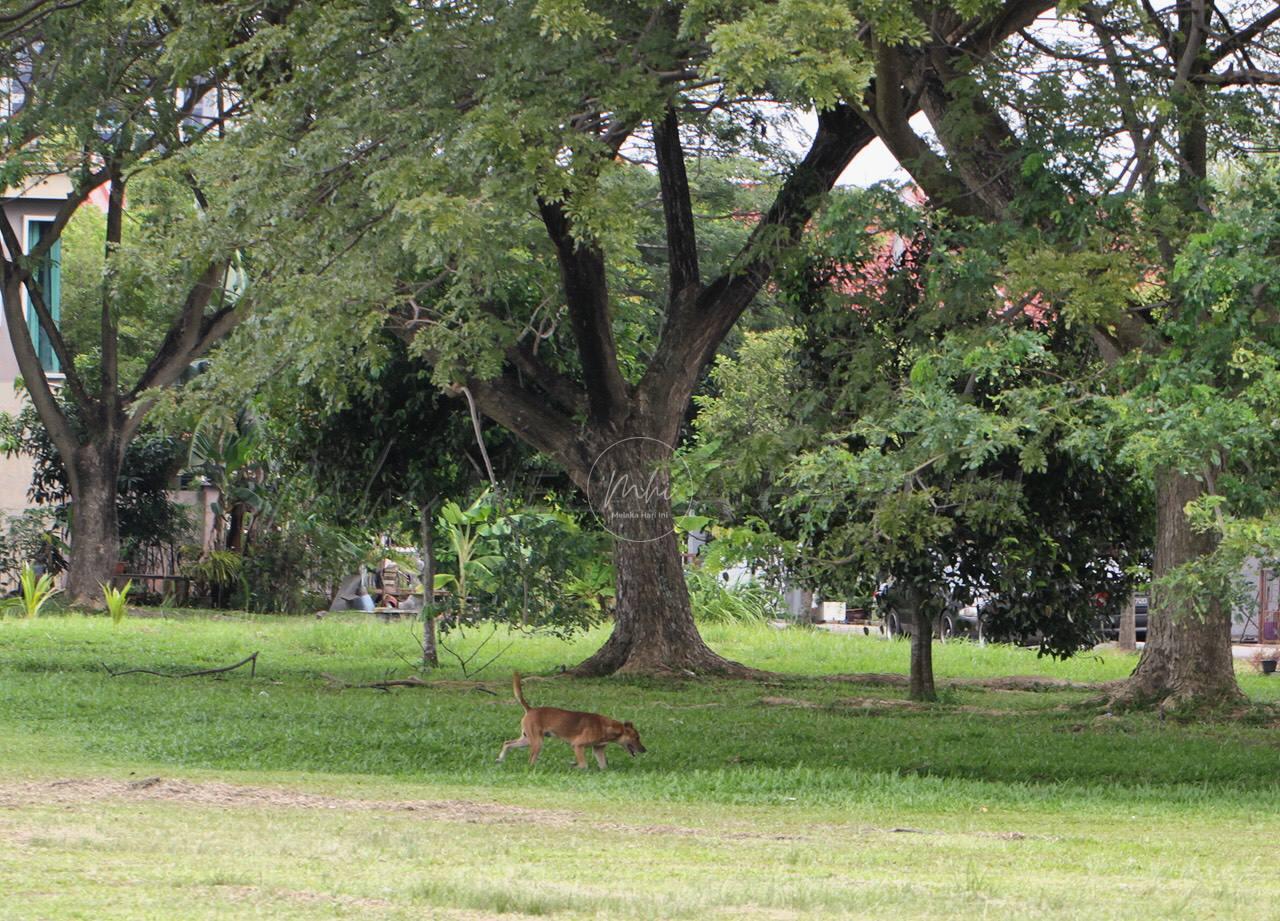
top-left (13, 563), bottom-right (58, 619)
top-left (187, 410), bottom-right (268, 552)
top-left (102, 579), bottom-right (132, 624)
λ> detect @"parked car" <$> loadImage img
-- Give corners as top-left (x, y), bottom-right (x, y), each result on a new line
top-left (877, 580), bottom-right (1150, 648)
top-left (1098, 592), bottom-right (1149, 643)
top-left (873, 581), bottom-right (979, 640)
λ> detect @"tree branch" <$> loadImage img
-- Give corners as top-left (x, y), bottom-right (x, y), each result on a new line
top-left (465, 369), bottom-right (594, 487)
top-left (0, 0), bottom-right (86, 42)
top-left (126, 261), bottom-right (233, 400)
top-left (321, 672), bottom-right (429, 691)
top-left (1207, 2), bottom-right (1280, 64)
top-left (102, 651), bottom-right (258, 679)
top-left (955, 0), bottom-right (1060, 61)
top-left (100, 163), bottom-right (124, 403)
top-left (652, 104), bottom-right (701, 313)
top-left (7, 166), bottom-right (111, 267)
top-left (536, 198), bottom-right (629, 423)
top-left (0, 274), bottom-right (79, 463)
top-left (865, 40), bottom-right (984, 218)
top-left (639, 104), bottom-right (875, 423)
top-left (0, 212), bottom-right (92, 408)
top-left (1195, 67), bottom-right (1280, 86)
top-left (1083, 5), bottom-right (1161, 197)
top-left (506, 339), bottom-right (586, 417)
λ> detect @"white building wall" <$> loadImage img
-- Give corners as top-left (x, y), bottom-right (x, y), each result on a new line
top-left (0, 175), bottom-right (73, 520)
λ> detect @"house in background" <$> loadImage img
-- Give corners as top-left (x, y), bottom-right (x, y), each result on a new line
top-left (2, 175), bottom-right (223, 589)
top-left (0, 173), bottom-right (68, 521)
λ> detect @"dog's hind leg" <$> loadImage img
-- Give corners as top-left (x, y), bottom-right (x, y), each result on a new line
top-left (572, 744), bottom-right (589, 769)
top-left (497, 735), bottom-right (529, 762)
top-left (527, 735), bottom-right (543, 766)
top-left (593, 745), bottom-right (608, 770)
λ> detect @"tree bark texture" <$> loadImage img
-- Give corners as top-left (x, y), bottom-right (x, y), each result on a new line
top-left (1119, 597), bottom-right (1137, 652)
top-left (65, 445), bottom-right (123, 607)
top-left (909, 608), bottom-right (937, 703)
top-left (570, 436), bottom-right (750, 676)
top-left (1119, 469), bottom-right (1242, 708)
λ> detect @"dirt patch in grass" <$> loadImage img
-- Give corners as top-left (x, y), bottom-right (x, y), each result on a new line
top-left (0, 821), bottom-right (111, 848)
top-left (759, 696), bottom-right (820, 709)
top-left (0, 778), bottom-right (1058, 855)
top-left (0, 777), bottom-right (804, 842)
top-left (209, 884), bottom-right (395, 912)
top-left (0, 777), bottom-right (567, 824)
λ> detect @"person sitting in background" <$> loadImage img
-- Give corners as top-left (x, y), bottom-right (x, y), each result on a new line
top-left (373, 561), bottom-right (400, 608)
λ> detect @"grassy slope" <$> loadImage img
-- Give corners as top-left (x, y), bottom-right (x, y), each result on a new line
top-left (2, 612), bottom-right (1279, 920)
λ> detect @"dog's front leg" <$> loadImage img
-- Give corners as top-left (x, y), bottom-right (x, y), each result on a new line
top-left (572, 744), bottom-right (589, 769)
top-left (593, 745), bottom-right (608, 770)
top-left (497, 735), bottom-right (529, 762)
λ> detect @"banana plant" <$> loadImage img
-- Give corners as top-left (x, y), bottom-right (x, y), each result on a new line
top-left (187, 410), bottom-right (269, 552)
top-left (432, 492), bottom-right (502, 626)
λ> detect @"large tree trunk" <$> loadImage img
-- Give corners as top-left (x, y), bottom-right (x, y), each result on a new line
top-left (909, 606), bottom-right (937, 702)
top-left (570, 437), bottom-right (751, 677)
top-left (1117, 469), bottom-right (1243, 708)
top-left (890, 583), bottom-right (937, 702)
top-left (64, 445), bottom-right (122, 607)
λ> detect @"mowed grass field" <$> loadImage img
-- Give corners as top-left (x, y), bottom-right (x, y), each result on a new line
top-left (4, 611), bottom-right (1280, 920)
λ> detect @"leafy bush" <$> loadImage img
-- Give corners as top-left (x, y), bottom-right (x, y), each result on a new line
top-left (182, 550), bottom-right (244, 607)
top-left (473, 505), bottom-right (606, 638)
top-left (0, 509), bottom-right (66, 588)
top-left (686, 568), bottom-right (783, 624)
top-left (238, 514), bottom-right (367, 613)
top-left (431, 493), bottom-right (609, 639)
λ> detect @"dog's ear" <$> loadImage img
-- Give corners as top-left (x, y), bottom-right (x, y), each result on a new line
top-left (624, 721), bottom-right (634, 730)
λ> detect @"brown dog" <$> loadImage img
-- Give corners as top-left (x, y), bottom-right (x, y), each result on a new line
top-left (496, 672), bottom-right (646, 769)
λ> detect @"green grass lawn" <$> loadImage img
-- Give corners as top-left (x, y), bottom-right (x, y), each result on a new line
top-left (3, 610), bottom-right (1279, 919)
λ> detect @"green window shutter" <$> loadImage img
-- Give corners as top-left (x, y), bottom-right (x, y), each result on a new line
top-left (47, 235), bottom-right (60, 374)
top-left (24, 220), bottom-right (60, 374)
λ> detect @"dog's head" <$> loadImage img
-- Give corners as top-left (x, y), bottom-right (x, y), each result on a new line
top-left (619, 721), bottom-right (646, 756)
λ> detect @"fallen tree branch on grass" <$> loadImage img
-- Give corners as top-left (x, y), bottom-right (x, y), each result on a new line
top-left (320, 673), bottom-right (501, 694)
top-left (321, 673), bottom-right (428, 691)
top-left (102, 652), bottom-right (258, 679)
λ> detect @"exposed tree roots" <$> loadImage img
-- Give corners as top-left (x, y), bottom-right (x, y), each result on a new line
top-left (824, 673), bottom-right (1118, 692)
top-left (1102, 677), bottom-right (1248, 715)
top-left (760, 695), bottom-right (1075, 716)
top-left (567, 641), bottom-right (768, 680)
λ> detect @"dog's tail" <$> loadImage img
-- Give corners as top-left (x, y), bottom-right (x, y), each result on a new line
top-left (513, 671), bottom-right (530, 711)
